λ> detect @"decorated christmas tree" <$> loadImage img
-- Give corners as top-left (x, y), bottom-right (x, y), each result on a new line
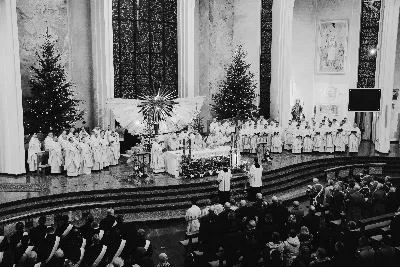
top-left (212, 46), bottom-right (258, 120)
top-left (24, 30), bottom-right (84, 134)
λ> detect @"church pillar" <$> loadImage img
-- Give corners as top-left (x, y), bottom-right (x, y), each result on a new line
top-left (90, 0), bottom-right (115, 129)
top-left (178, 0), bottom-right (196, 98)
top-left (270, 0), bottom-right (294, 128)
top-left (375, 0), bottom-right (400, 153)
top-left (0, 0), bottom-right (26, 174)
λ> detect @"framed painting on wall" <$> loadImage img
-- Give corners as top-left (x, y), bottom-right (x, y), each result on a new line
top-left (316, 103), bottom-right (340, 122)
top-left (316, 20), bottom-right (348, 74)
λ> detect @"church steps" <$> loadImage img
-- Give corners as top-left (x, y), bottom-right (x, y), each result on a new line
top-left (0, 156), bottom-right (399, 224)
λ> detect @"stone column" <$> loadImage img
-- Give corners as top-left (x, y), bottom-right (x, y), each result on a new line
top-left (0, 0), bottom-right (26, 174)
top-left (375, 0), bottom-right (400, 153)
top-left (90, 0), bottom-right (115, 129)
top-left (178, 0), bottom-right (196, 98)
top-left (270, 0), bottom-right (294, 128)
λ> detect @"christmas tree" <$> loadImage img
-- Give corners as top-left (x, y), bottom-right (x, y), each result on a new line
top-left (24, 30), bottom-right (84, 134)
top-left (212, 46), bottom-right (258, 120)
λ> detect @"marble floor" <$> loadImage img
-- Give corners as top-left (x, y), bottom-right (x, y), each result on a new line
top-left (0, 141), bottom-right (398, 204)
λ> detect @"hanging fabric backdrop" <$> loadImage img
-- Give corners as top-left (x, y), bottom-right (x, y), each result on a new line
top-left (108, 96), bottom-right (205, 135)
top-left (355, 1), bottom-right (382, 138)
top-left (260, 0), bottom-right (273, 118)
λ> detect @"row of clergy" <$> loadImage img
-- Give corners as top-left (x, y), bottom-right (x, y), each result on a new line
top-left (27, 129), bottom-right (121, 176)
top-left (237, 122), bottom-right (361, 154)
top-left (152, 131), bottom-right (232, 152)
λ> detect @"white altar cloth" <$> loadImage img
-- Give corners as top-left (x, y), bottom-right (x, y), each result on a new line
top-left (165, 146), bottom-right (231, 177)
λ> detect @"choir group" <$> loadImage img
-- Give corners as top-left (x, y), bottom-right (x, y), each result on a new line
top-left (27, 127), bottom-right (121, 176)
top-left (233, 116), bottom-right (361, 155)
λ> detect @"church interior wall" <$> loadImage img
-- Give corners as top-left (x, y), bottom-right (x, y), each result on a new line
top-left (291, 0), bottom-right (360, 123)
top-left (16, 0), bottom-right (94, 130)
top-left (391, 12), bottom-right (400, 141)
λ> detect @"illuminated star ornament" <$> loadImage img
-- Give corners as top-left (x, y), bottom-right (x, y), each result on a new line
top-left (137, 88), bottom-right (178, 124)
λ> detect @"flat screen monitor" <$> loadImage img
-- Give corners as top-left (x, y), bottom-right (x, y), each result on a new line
top-left (348, 89), bottom-right (381, 112)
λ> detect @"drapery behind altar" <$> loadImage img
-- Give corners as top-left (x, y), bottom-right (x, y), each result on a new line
top-left (107, 96), bottom-right (205, 135)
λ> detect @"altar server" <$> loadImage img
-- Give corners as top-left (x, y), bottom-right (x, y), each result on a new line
top-left (44, 132), bottom-right (54, 151)
top-left (217, 167), bottom-right (232, 204)
top-left (303, 125), bottom-right (314, 153)
top-left (248, 158), bottom-right (263, 201)
top-left (64, 137), bottom-right (80, 177)
top-left (292, 124), bottom-right (303, 154)
top-left (27, 133), bottom-right (41, 172)
top-left (284, 120), bottom-right (295, 150)
top-left (49, 137), bottom-right (63, 174)
top-left (325, 123), bottom-right (335, 153)
top-left (168, 133), bottom-right (179, 151)
top-left (334, 128), bottom-right (346, 152)
top-left (349, 123), bottom-right (361, 153)
top-left (91, 132), bottom-right (103, 171)
top-left (58, 130), bottom-right (68, 148)
top-left (79, 138), bottom-right (94, 174)
top-left (271, 122), bottom-right (283, 153)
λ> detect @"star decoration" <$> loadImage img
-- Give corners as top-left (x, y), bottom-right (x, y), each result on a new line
top-left (137, 88), bottom-right (178, 124)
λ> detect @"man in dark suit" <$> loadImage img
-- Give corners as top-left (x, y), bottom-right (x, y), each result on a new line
top-left (30, 216), bottom-right (48, 247)
top-left (290, 201), bottom-right (304, 223)
top-left (79, 214), bottom-right (94, 244)
top-left (355, 236), bottom-right (375, 267)
top-left (390, 211), bottom-right (400, 246)
top-left (302, 206), bottom-right (320, 236)
top-left (9, 222), bottom-right (26, 254)
top-left (100, 209), bottom-right (116, 235)
top-left (36, 226), bottom-right (59, 263)
top-left (346, 185), bottom-right (365, 222)
top-left (82, 234), bottom-right (107, 267)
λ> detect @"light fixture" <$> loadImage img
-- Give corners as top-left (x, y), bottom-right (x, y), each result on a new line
top-left (369, 48), bottom-right (377, 55)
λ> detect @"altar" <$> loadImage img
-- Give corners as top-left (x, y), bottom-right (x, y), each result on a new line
top-left (165, 146), bottom-right (232, 177)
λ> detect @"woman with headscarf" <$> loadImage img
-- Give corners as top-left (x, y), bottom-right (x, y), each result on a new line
top-left (27, 133), bottom-right (41, 172)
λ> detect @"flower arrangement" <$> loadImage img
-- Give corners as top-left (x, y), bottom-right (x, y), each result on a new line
top-left (179, 155), bottom-right (233, 179)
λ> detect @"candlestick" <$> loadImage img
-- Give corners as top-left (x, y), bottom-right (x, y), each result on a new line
top-left (183, 139), bottom-right (186, 156)
top-left (189, 138), bottom-right (192, 159)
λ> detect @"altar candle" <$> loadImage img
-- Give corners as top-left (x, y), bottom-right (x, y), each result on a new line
top-left (189, 138), bottom-right (192, 159)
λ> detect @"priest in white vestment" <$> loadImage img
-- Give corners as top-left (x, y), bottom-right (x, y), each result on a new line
top-left (49, 137), bottom-right (63, 174)
top-left (284, 120), bottom-right (294, 150)
top-left (349, 124), bottom-right (361, 153)
top-left (292, 125), bottom-right (303, 154)
top-left (334, 128), bottom-right (346, 152)
top-left (27, 133), bottom-right (41, 172)
top-left (302, 126), bottom-right (314, 153)
top-left (100, 131), bottom-right (110, 168)
top-left (108, 132), bottom-right (119, 166)
top-left (44, 132), bottom-right (54, 151)
top-left (91, 132), bottom-right (103, 171)
top-left (151, 137), bottom-right (165, 173)
top-left (64, 138), bottom-right (80, 177)
top-left (325, 124), bottom-right (334, 153)
top-left (79, 138), bottom-right (93, 175)
top-left (313, 127), bottom-right (324, 153)
top-left (210, 118), bottom-right (218, 135)
top-left (271, 122), bottom-right (283, 153)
